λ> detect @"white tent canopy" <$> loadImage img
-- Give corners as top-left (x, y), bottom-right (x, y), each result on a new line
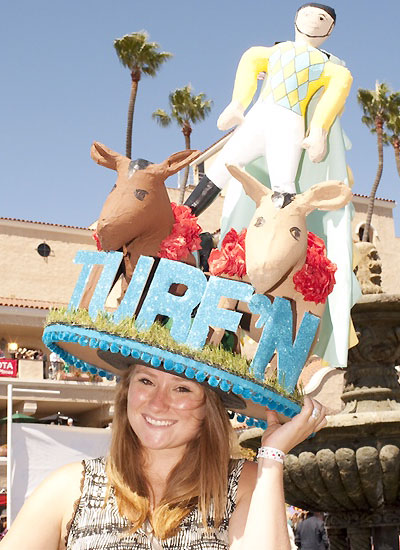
top-left (10, 423), bottom-right (111, 523)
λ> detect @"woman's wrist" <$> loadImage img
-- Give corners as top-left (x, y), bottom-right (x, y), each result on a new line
top-left (257, 446), bottom-right (285, 464)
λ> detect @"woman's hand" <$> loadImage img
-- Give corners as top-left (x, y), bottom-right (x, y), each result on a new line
top-left (261, 396), bottom-right (327, 454)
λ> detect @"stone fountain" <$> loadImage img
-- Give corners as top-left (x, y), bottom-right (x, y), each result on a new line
top-left (242, 246), bottom-right (400, 549)
top-left (282, 293), bottom-right (400, 550)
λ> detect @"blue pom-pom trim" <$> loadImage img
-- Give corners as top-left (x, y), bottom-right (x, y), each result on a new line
top-left (173, 363), bottom-right (184, 374)
top-left (121, 346), bottom-right (131, 357)
top-left (151, 356), bottom-right (161, 368)
top-left (219, 380), bottom-right (231, 392)
top-left (185, 367), bottom-right (195, 379)
top-left (141, 353), bottom-right (151, 364)
top-left (110, 343), bottom-right (120, 354)
top-left (232, 412), bottom-right (268, 430)
top-left (99, 340), bottom-right (109, 351)
top-left (164, 359), bottom-right (174, 371)
top-left (195, 371), bottom-right (207, 383)
top-left (43, 324), bottom-right (302, 421)
top-left (89, 338), bottom-right (99, 348)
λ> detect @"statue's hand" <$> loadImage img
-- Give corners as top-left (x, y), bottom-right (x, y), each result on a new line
top-left (217, 101), bottom-right (245, 131)
top-left (302, 127), bottom-right (328, 163)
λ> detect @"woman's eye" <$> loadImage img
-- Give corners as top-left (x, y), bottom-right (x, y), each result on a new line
top-left (139, 377), bottom-right (153, 385)
top-left (176, 386), bottom-right (191, 393)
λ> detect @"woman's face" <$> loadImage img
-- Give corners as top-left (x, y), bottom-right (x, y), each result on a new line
top-left (127, 365), bottom-right (206, 456)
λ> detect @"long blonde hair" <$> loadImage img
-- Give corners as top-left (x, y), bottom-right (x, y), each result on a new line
top-left (106, 367), bottom-right (234, 539)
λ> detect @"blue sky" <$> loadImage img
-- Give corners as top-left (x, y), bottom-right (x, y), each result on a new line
top-left (2, 0), bottom-right (400, 233)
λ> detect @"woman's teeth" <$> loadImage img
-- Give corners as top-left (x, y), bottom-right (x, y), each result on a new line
top-left (144, 415), bottom-right (174, 427)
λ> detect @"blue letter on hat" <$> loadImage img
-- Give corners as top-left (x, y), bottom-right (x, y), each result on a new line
top-left (136, 259), bottom-right (207, 343)
top-left (185, 276), bottom-right (254, 349)
top-left (69, 250), bottom-right (123, 319)
top-left (249, 295), bottom-right (320, 392)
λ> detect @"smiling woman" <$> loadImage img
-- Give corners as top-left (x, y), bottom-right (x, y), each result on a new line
top-left (102, 366), bottom-right (233, 543)
top-left (0, 360), bottom-right (326, 550)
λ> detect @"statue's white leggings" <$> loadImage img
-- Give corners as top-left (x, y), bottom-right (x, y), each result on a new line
top-left (207, 98), bottom-right (305, 194)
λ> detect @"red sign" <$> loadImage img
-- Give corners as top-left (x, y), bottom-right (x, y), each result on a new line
top-left (0, 359), bottom-right (18, 377)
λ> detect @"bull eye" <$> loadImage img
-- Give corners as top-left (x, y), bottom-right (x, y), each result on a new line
top-left (134, 188), bottom-right (149, 201)
top-left (290, 226), bottom-right (301, 240)
top-left (254, 216), bottom-right (265, 227)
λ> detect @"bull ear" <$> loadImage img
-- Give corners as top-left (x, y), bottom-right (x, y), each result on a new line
top-left (226, 164), bottom-right (271, 207)
top-left (296, 180), bottom-right (352, 215)
top-left (90, 142), bottom-right (123, 171)
top-left (164, 150), bottom-right (201, 177)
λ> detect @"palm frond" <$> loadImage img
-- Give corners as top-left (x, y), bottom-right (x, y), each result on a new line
top-left (154, 84), bottom-right (212, 139)
top-left (358, 82), bottom-right (400, 133)
top-left (114, 31), bottom-right (172, 74)
top-left (152, 109), bottom-right (172, 127)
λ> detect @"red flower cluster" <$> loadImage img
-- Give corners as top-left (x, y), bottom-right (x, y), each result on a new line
top-left (158, 203), bottom-right (202, 261)
top-left (293, 232), bottom-right (337, 304)
top-left (208, 228), bottom-right (247, 277)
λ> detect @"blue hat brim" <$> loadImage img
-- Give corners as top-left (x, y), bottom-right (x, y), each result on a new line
top-left (43, 323), bottom-right (301, 427)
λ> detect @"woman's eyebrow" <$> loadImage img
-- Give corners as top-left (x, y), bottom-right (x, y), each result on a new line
top-left (134, 368), bottom-right (154, 377)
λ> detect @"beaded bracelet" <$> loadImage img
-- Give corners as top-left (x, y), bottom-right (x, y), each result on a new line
top-left (257, 446), bottom-right (285, 464)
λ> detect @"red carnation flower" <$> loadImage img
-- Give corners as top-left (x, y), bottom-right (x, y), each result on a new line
top-left (293, 232), bottom-right (337, 304)
top-left (209, 228), bottom-right (247, 277)
top-left (158, 203), bottom-right (202, 261)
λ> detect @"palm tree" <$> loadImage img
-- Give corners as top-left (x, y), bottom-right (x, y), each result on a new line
top-left (152, 85), bottom-right (212, 203)
top-left (386, 93), bottom-right (400, 177)
top-left (114, 32), bottom-right (172, 159)
top-left (357, 82), bottom-right (394, 242)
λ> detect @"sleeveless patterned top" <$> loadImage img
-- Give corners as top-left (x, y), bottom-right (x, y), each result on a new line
top-left (66, 457), bottom-right (245, 550)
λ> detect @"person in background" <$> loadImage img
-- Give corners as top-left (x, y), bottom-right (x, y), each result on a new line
top-left (0, 517), bottom-right (7, 540)
top-left (295, 511), bottom-right (329, 550)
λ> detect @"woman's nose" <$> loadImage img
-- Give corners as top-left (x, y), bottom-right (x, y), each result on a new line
top-left (148, 387), bottom-right (170, 411)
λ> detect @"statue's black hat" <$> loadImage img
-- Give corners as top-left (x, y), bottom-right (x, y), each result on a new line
top-left (297, 3), bottom-right (336, 23)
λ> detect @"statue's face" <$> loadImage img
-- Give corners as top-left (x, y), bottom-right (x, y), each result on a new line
top-left (295, 6), bottom-right (335, 39)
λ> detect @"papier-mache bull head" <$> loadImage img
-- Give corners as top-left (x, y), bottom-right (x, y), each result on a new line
top-left (226, 165), bottom-right (353, 296)
top-left (92, 142), bottom-right (200, 256)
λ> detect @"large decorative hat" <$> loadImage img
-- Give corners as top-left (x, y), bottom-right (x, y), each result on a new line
top-left (43, 143), bottom-right (353, 429)
top-left (43, 254), bottom-right (305, 429)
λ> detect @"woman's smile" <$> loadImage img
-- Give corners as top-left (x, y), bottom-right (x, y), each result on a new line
top-left (142, 414), bottom-right (177, 427)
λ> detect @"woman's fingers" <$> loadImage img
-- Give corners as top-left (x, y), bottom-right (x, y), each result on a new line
top-left (313, 405), bottom-right (328, 432)
top-left (303, 398), bottom-right (327, 435)
top-left (307, 400), bottom-right (324, 423)
top-left (298, 397), bottom-right (325, 424)
top-left (260, 398), bottom-right (328, 453)
top-left (265, 409), bottom-right (280, 426)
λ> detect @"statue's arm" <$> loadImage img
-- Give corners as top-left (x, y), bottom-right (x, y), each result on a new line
top-left (303, 61), bottom-right (353, 162)
top-left (310, 61), bottom-right (353, 133)
top-left (218, 46), bottom-right (271, 131)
